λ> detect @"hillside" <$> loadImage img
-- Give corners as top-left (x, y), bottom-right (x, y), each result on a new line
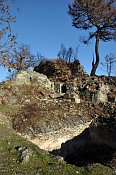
top-left (0, 61), bottom-right (116, 175)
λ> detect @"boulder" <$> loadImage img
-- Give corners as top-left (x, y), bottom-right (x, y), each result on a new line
top-left (0, 70), bottom-right (52, 104)
top-left (14, 70), bottom-right (51, 89)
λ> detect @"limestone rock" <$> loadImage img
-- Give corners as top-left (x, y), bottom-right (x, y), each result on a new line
top-left (14, 70), bottom-right (51, 89)
top-left (0, 70), bottom-right (52, 105)
top-left (97, 83), bottom-right (109, 103)
top-left (50, 93), bottom-right (65, 99)
top-left (15, 146), bottom-right (33, 163)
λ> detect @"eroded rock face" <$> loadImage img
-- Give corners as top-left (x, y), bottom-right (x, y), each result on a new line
top-left (0, 71), bottom-right (52, 104)
top-left (0, 69), bottom-right (115, 105)
top-left (50, 106), bottom-right (116, 168)
top-left (14, 70), bottom-right (51, 88)
top-left (90, 115), bottom-right (116, 149)
top-left (11, 102), bottom-right (92, 136)
top-left (11, 101), bottom-right (116, 158)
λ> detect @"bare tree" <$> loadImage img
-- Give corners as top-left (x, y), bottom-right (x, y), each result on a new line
top-left (73, 46), bottom-right (79, 61)
top-left (57, 44), bottom-right (67, 60)
top-left (101, 53), bottom-right (116, 76)
top-left (9, 44), bottom-right (35, 71)
top-left (0, 0), bottom-right (16, 67)
top-left (66, 47), bottom-right (73, 63)
top-left (68, 0), bottom-right (116, 76)
top-left (57, 44), bottom-right (79, 63)
top-left (31, 52), bottom-right (45, 67)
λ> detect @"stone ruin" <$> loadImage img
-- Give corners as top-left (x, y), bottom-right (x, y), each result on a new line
top-left (34, 59), bottom-right (86, 82)
top-left (0, 59), bottom-right (115, 105)
top-left (34, 59), bottom-right (116, 104)
top-left (50, 81), bottom-right (80, 103)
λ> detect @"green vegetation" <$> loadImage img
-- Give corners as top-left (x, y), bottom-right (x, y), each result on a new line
top-left (78, 164), bottom-right (115, 175)
top-left (0, 104), bottom-right (115, 175)
top-left (0, 123), bottom-right (80, 175)
top-left (0, 123), bottom-right (115, 175)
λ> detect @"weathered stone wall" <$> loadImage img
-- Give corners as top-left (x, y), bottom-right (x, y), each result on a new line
top-left (0, 70), bottom-right (115, 105)
top-left (96, 82), bottom-right (109, 103)
top-left (51, 76), bottom-right (116, 104)
top-left (74, 76), bottom-right (116, 103)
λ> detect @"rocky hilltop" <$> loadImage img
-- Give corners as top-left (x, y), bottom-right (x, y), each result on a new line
top-left (0, 60), bottom-right (116, 175)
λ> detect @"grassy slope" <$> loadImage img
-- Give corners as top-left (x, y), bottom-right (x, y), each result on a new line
top-left (0, 118), bottom-right (80, 175)
top-left (0, 104), bottom-right (115, 175)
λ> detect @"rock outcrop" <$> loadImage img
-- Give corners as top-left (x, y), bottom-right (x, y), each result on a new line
top-left (0, 68), bottom-right (115, 105)
top-left (51, 108), bottom-right (116, 168)
top-left (34, 59), bottom-right (86, 82)
top-left (11, 102), bottom-right (116, 153)
top-left (0, 65), bottom-right (115, 172)
top-left (90, 114), bottom-right (116, 149)
top-left (14, 70), bottom-right (51, 88)
top-left (0, 70), bottom-right (52, 104)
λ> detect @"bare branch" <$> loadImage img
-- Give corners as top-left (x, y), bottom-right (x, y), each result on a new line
top-left (68, 0), bottom-right (116, 75)
top-left (0, 0), bottom-right (16, 67)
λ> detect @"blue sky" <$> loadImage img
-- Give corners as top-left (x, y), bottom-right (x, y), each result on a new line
top-left (0, 0), bottom-right (115, 81)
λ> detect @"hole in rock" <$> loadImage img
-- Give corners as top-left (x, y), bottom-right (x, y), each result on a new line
top-left (50, 129), bottom-right (116, 168)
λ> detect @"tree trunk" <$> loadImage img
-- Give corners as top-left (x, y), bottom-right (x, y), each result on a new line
top-left (90, 31), bottom-right (100, 76)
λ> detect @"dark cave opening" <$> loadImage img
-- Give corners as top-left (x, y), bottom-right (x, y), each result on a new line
top-left (50, 127), bottom-right (116, 168)
top-left (64, 143), bottom-right (116, 167)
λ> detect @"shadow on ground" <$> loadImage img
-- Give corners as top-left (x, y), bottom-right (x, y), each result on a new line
top-left (50, 128), bottom-right (116, 168)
